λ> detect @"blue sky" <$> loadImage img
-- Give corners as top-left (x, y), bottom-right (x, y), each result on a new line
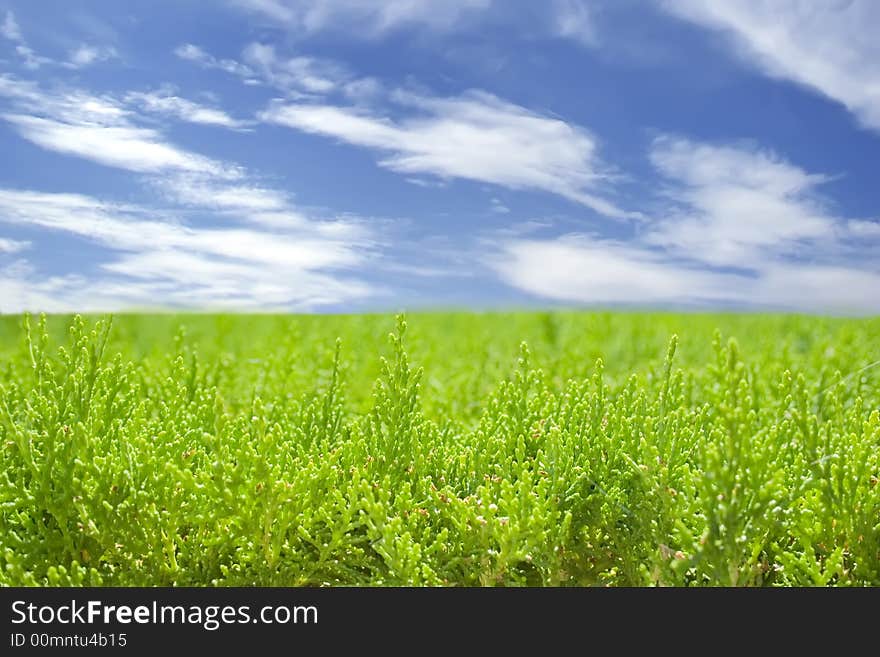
top-left (1, 0), bottom-right (878, 313)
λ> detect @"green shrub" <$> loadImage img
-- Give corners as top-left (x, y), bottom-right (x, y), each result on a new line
top-left (1, 311), bottom-right (877, 586)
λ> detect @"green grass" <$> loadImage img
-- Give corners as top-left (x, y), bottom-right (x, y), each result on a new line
top-left (1, 311), bottom-right (878, 586)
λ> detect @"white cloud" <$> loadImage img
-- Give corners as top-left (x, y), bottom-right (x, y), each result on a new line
top-left (174, 43), bottom-right (256, 78)
top-left (174, 43), bottom-right (207, 61)
top-left (0, 189), bottom-right (189, 252)
top-left (230, 0), bottom-right (606, 48)
top-left (0, 76), bottom-right (240, 177)
top-left (342, 77), bottom-right (383, 102)
top-left (490, 137), bottom-right (880, 313)
top-left (260, 90), bottom-right (630, 217)
top-left (490, 198), bottom-right (510, 214)
top-left (0, 257), bottom-right (372, 312)
top-left (0, 263), bottom-right (94, 314)
top-left (0, 64), bottom-right (383, 312)
top-left (0, 188), bottom-right (375, 311)
top-left (645, 137), bottom-right (837, 266)
top-left (148, 173), bottom-right (371, 238)
top-left (4, 113), bottom-right (238, 177)
top-left (847, 220), bottom-right (880, 238)
top-left (64, 44), bottom-right (118, 69)
top-left (0, 73), bottom-right (371, 247)
top-left (242, 42), bottom-right (346, 94)
top-left (125, 90), bottom-right (251, 129)
top-left (0, 236), bottom-right (29, 253)
top-left (176, 42), bottom-right (357, 97)
top-left (492, 236), bottom-right (746, 305)
top-left (231, 0), bottom-right (491, 36)
top-left (2, 13), bottom-right (117, 71)
top-left (101, 249), bottom-right (371, 308)
top-left (14, 45), bottom-right (52, 70)
top-left (157, 175), bottom-right (289, 212)
top-left (1, 11), bottom-right (53, 69)
top-left (404, 177), bottom-right (447, 189)
top-left (0, 75), bottom-right (126, 120)
top-left (1, 11), bottom-right (22, 41)
top-left (552, 0), bottom-right (597, 46)
top-left (491, 235), bottom-right (880, 312)
top-left (661, 0), bottom-right (880, 132)
top-left (0, 189), bottom-right (366, 269)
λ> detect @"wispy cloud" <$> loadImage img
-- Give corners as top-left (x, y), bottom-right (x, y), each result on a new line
top-left (0, 256), bottom-right (372, 313)
top-left (847, 220), bottom-right (880, 238)
top-left (0, 236), bottom-right (29, 253)
top-left (0, 71), bottom-right (382, 311)
top-left (0, 262), bottom-right (90, 314)
top-left (177, 41), bottom-right (375, 100)
top-left (0, 188), bottom-right (376, 311)
top-left (230, 0), bottom-right (491, 37)
top-left (242, 42), bottom-right (348, 95)
top-left (1, 10), bottom-right (22, 42)
top-left (4, 113), bottom-right (240, 176)
top-left (260, 89), bottom-right (631, 217)
top-left (404, 177), bottom-right (447, 189)
top-left (125, 90), bottom-right (252, 129)
top-left (0, 188), bottom-right (365, 268)
top-left (2, 11), bottom-right (116, 71)
top-left (490, 198), bottom-right (510, 214)
top-left (229, 0), bottom-right (602, 48)
top-left (0, 75), bottom-right (240, 176)
top-left (0, 75), bottom-right (364, 235)
top-left (64, 44), bottom-right (118, 69)
top-left (490, 137), bottom-right (880, 312)
top-left (174, 43), bottom-right (257, 79)
top-left (644, 137), bottom-right (838, 266)
top-left (148, 174), bottom-right (354, 234)
top-left (1, 10), bottom-right (52, 69)
top-left (660, 0), bottom-right (880, 132)
top-left (551, 0), bottom-right (597, 46)
top-left (155, 175), bottom-right (289, 213)
top-left (490, 235), bottom-right (880, 312)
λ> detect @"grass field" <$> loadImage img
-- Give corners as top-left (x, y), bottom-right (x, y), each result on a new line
top-left (1, 311), bottom-right (878, 586)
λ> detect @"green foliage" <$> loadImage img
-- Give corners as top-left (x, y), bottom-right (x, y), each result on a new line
top-left (1, 311), bottom-right (878, 586)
